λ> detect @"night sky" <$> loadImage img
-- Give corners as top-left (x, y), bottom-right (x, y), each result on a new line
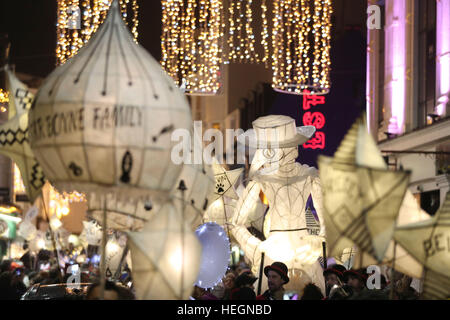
top-left (0, 0), bottom-right (162, 77)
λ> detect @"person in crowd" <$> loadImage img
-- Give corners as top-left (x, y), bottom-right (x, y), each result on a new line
top-left (0, 265), bottom-right (27, 300)
top-left (256, 262), bottom-right (289, 300)
top-left (300, 283), bottom-right (324, 300)
top-left (86, 280), bottom-right (134, 300)
top-left (0, 260), bottom-right (11, 273)
top-left (323, 264), bottom-right (347, 298)
top-left (344, 268), bottom-right (369, 299)
top-left (222, 271), bottom-right (236, 300)
top-left (41, 266), bottom-right (62, 285)
top-left (230, 271), bottom-right (257, 300)
top-left (391, 274), bottom-right (419, 300)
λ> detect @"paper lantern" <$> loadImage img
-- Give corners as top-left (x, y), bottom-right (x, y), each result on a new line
top-left (17, 220), bottom-right (37, 241)
top-left (170, 133), bottom-right (215, 231)
top-left (29, 0), bottom-right (191, 201)
top-left (350, 190), bottom-right (431, 279)
top-left (394, 191), bottom-right (450, 300)
top-left (318, 116), bottom-right (410, 262)
top-left (87, 193), bottom-right (154, 231)
top-left (80, 220), bottom-right (102, 246)
top-left (231, 115), bottom-right (326, 294)
top-left (204, 197), bottom-right (236, 228)
top-left (128, 202), bottom-right (202, 300)
top-left (195, 222), bottom-right (230, 289)
top-left (0, 67), bottom-right (45, 202)
top-left (105, 234), bottom-right (127, 277)
top-left (203, 161), bottom-right (243, 234)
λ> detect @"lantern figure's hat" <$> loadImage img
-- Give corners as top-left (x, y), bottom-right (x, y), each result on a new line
top-left (239, 115), bottom-right (316, 149)
top-left (29, 0), bottom-right (192, 201)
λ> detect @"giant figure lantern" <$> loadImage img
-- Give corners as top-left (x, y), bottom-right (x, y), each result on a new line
top-left (231, 115), bottom-right (326, 294)
top-left (318, 116), bottom-right (410, 265)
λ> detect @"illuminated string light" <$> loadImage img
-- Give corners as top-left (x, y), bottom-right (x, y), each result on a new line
top-left (0, 89), bottom-right (8, 113)
top-left (225, 0), bottom-right (259, 64)
top-left (161, 0), bottom-right (223, 95)
top-left (48, 184), bottom-right (86, 220)
top-left (261, 0), bottom-right (270, 67)
top-left (271, 0), bottom-right (332, 95)
top-left (56, 0), bottom-right (139, 65)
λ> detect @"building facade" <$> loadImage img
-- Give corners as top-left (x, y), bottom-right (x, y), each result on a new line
top-left (367, 0), bottom-right (450, 214)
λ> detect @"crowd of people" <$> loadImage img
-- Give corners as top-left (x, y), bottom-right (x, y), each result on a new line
top-left (0, 245), bottom-right (421, 300)
top-left (0, 245), bottom-right (135, 300)
top-left (191, 261), bottom-right (421, 301)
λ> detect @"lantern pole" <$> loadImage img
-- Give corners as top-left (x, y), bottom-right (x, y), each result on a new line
top-left (322, 241), bottom-right (327, 269)
top-left (389, 241), bottom-right (397, 300)
top-left (222, 198), bottom-right (232, 253)
top-left (257, 252), bottom-right (265, 295)
top-left (99, 195), bottom-right (108, 300)
top-left (178, 180), bottom-right (187, 298)
top-left (40, 190), bottom-right (63, 281)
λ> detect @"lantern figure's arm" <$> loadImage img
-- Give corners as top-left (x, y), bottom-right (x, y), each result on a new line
top-left (232, 225), bottom-right (263, 267)
top-left (310, 175), bottom-right (326, 238)
top-left (231, 181), bottom-right (261, 226)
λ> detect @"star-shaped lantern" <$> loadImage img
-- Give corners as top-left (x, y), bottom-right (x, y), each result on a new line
top-left (394, 189), bottom-right (450, 300)
top-left (318, 115), bottom-right (410, 262)
top-left (0, 66), bottom-right (45, 202)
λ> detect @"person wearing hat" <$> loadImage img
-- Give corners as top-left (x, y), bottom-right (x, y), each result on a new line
top-left (230, 272), bottom-right (258, 300)
top-left (323, 264), bottom-right (347, 296)
top-left (256, 262), bottom-right (290, 300)
top-left (344, 268), bottom-right (368, 298)
top-left (231, 115), bottom-right (327, 294)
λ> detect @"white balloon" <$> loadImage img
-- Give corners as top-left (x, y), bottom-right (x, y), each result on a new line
top-left (195, 222), bottom-right (230, 289)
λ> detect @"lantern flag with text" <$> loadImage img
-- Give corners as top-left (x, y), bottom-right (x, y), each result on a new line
top-left (350, 190), bottom-right (431, 279)
top-left (0, 66), bottom-right (45, 202)
top-left (29, 0), bottom-right (192, 212)
top-left (170, 131), bottom-right (215, 231)
top-left (318, 115), bottom-right (410, 262)
top-left (394, 190), bottom-right (450, 300)
top-left (195, 222), bottom-right (230, 289)
top-left (128, 202), bottom-right (202, 300)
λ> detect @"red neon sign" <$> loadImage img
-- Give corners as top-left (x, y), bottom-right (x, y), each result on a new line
top-left (302, 90), bottom-right (326, 150)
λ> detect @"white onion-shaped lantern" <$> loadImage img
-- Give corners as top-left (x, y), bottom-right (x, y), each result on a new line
top-left (29, 0), bottom-right (191, 201)
top-left (195, 222), bottom-right (230, 289)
